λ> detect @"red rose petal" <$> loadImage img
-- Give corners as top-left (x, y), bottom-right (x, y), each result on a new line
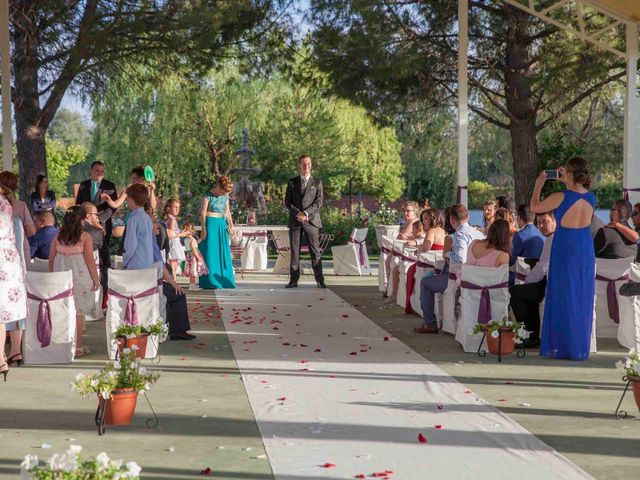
top-left (300, 344), bottom-right (308, 347)
top-left (200, 467), bottom-right (212, 475)
top-left (418, 433), bottom-right (427, 443)
top-left (498, 398), bottom-right (507, 402)
top-left (383, 336), bottom-right (390, 341)
top-left (277, 397), bottom-right (287, 401)
top-left (314, 348), bottom-right (322, 352)
top-left (321, 463), bottom-right (336, 468)
top-left (435, 424), bottom-right (442, 429)
top-left (342, 314), bottom-right (349, 318)
top-left (465, 390), bottom-right (472, 394)
top-left (349, 352), bottom-right (358, 355)
top-left (437, 404), bottom-right (444, 410)
top-left (355, 475), bottom-right (366, 479)
top-left (300, 360), bottom-right (309, 363)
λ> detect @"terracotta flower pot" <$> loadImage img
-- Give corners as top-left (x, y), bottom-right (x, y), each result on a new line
top-left (628, 376), bottom-right (640, 413)
top-left (99, 388), bottom-right (138, 425)
top-left (486, 328), bottom-right (515, 355)
top-left (117, 334), bottom-right (148, 359)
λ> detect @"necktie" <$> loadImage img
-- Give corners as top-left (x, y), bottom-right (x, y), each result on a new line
top-left (91, 181), bottom-right (99, 201)
top-left (302, 177), bottom-right (308, 190)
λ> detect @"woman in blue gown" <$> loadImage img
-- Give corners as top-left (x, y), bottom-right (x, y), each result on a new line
top-left (530, 157), bottom-right (595, 361)
top-left (199, 176), bottom-right (236, 289)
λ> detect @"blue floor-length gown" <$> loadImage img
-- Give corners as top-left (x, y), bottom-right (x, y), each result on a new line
top-left (541, 190), bottom-right (596, 361)
top-left (199, 194), bottom-right (236, 289)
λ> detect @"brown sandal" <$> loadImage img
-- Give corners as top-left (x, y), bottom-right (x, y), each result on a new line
top-left (7, 354), bottom-right (23, 367)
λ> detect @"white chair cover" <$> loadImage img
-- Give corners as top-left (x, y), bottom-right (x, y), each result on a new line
top-left (85, 249), bottom-right (103, 321)
top-left (332, 228), bottom-right (371, 276)
top-left (455, 264), bottom-right (509, 353)
top-left (442, 263), bottom-right (461, 335)
top-left (111, 255), bottom-right (124, 270)
top-left (434, 258), bottom-right (446, 327)
top-left (24, 270), bottom-right (76, 364)
top-left (594, 257), bottom-right (634, 342)
top-left (106, 268), bottom-right (160, 359)
top-left (622, 263), bottom-right (640, 351)
top-left (396, 247), bottom-right (417, 308)
top-left (376, 226), bottom-right (399, 292)
top-left (409, 251), bottom-right (443, 318)
top-left (27, 258), bottom-right (50, 272)
top-left (386, 239), bottom-right (407, 299)
top-left (271, 230), bottom-right (291, 275)
top-left (514, 257), bottom-right (531, 285)
top-left (155, 261), bottom-right (167, 329)
top-left (241, 230), bottom-right (268, 271)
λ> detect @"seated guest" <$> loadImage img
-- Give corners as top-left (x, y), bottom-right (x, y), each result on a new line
top-left (397, 201), bottom-right (420, 240)
top-left (30, 211), bottom-right (57, 259)
top-left (417, 208), bottom-right (446, 253)
top-left (594, 199), bottom-right (638, 259)
top-left (466, 219), bottom-right (510, 268)
top-left (414, 204), bottom-right (484, 334)
top-left (510, 204), bottom-right (545, 266)
top-left (389, 220), bottom-right (423, 303)
top-left (30, 175), bottom-right (56, 217)
top-left (496, 195), bottom-right (516, 214)
top-left (509, 212), bottom-right (556, 347)
top-left (81, 202), bottom-right (105, 252)
top-left (494, 207), bottom-right (517, 238)
top-left (482, 200), bottom-right (496, 233)
top-left (632, 203), bottom-right (640, 262)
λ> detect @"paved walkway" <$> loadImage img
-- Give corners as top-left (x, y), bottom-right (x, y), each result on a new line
top-left (0, 273), bottom-right (638, 479)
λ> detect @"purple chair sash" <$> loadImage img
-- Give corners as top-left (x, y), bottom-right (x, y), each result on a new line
top-left (595, 273), bottom-right (628, 324)
top-left (392, 249), bottom-right (403, 258)
top-left (459, 280), bottom-right (509, 325)
top-left (448, 272), bottom-right (458, 281)
top-left (380, 246), bottom-right (392, 255)
top-left (515, 272), bottom-right (527, 282)
top-left (401, 253), bottom-right (417, 263)
top-left (107, 285), bottom-right (158, 326)
top-left (349, 237), bottom-right (368, 268)
top-left (27, 288), bottom-right (74, 348)
top-left (623, 188), bottom-right (640, 202)
top-left (417, 261), bottom-right (435, 269)
top-left (434, 268), bottom-right (442, 275)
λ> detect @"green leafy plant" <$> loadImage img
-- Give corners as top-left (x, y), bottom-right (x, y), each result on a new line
top-left (113, 319), bottom-right (168, 339)
top-left (72, 349), bottom-right (160, 400)
top-left (616, 350), bottom-right (640, 378)
top-left (20, 445), bottom-right (141, 479)
top-left (472, 316), bottom-right (530, 344)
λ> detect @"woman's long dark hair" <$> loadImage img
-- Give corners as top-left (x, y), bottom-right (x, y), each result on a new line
top-left (58, 206), bottom-right (84, 246)
top-left (35, 175), bottom-right (48, 195)
top-left (565, 157), bottom-right (591, 188)
top-left (486, 219), bottom-right (510, 254)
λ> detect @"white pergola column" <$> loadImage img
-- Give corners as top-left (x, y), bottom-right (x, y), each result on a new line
top-left (457, 0), bottom-right (469, 206)
top-left (624, 21), bottom-right (640, 206)
top-left (0, 0), bottom-right (11, 172)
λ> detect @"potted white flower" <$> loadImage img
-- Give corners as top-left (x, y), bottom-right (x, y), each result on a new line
top-left (20, 445), bottom-right (141, 479)
top-left (72, 349), bottom-right (160, 425)
top-left (616, 350), bottom-right (640, 412)
top-left (473, 316), bottom-right (530, 355)
top-left (114, 318), bottom-right (168, 359)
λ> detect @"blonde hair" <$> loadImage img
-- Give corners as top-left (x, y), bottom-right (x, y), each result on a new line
top-left (182, 222), bottom-right (196, 235)
top-left (163, 198), bottom-right (180, 220)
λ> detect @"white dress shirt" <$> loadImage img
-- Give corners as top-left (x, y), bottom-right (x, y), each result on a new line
top-left (525, 233), bottom-right (554, 284)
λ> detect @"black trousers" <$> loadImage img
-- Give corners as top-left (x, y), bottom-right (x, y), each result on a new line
top-left (163, 282), bottom-right (191, 335)
top-left (289, 222), bottom-right (324, 283)
top-left (509, 279), bottom-right (546, 341)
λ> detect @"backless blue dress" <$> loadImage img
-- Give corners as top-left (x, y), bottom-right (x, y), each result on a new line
top-left (541, 190), bottom-right (595, 360)
top-left (199, 194), bottom-right (236, 289)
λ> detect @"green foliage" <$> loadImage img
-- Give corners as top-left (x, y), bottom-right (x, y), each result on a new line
top-left (469, 181), bottom-right (499, 209)
top-left (46, 136), bottom-right (87, 197)
top-left (49, 109), bottom-right (92, 148)
top-left (114, 319), bottom-right (168, 339)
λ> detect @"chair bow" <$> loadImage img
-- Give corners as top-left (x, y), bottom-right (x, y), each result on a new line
top-left (107, 285), bottom-right (158, 326)
top-left (27, 288), bottom-right (74, 348)
top-left (379, 245), bottom-right (392, 255)
top-left (417, 260), bottom-right (435, 269)
top-left (349, 236), bottom-right (368, 268)
top-left (515, 272), bottom-right (528, 282)
top-left (459, 280), bottom-right (509, 325)
top-left (623, 188), bottom-right (640, 202)
top-left (595, 273), bottom-right (628, 324)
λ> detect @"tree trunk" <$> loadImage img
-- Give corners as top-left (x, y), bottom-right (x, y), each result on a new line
top-left (504, 6), bottom-right (538, 205)
top-left (12, 0), bottom-right (47, 200)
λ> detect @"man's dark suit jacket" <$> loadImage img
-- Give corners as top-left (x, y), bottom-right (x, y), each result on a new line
top-left (285, 176), bottom-right (323, 228)
top-left (75, 178), bottom-right (117, 225)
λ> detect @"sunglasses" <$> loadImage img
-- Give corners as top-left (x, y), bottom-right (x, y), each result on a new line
top-left (402, 209), bottom-right (414, 213)
top-left (632, 211), bottom-right (640, 217)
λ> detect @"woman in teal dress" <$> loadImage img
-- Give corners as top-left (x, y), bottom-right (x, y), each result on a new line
top-left (199, 176), bottom-right (236, 289)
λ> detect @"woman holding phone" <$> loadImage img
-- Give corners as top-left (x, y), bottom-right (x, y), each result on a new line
top-left (530, 157), bottom-right (595, 361)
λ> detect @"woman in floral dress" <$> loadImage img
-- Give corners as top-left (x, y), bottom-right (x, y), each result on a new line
top-left (0, 177), bottom-right (27, 381)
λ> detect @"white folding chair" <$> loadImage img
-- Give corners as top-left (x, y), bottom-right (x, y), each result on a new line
top-left (455, 264), bottom-right (510, 353)
top-left (594, 257), bottom-right (635, 342)
top-left (241, 230), bottom-right (268, 271)
top-left (24, 271), bottom-right (76, 364)
top-left (332, 227), bottom-right (371, 276)
top-left (376, 226), bottom-right (399, 292)
top-left (442, 262), bottom-right (461, 335)
top-left (111, 255), bottom-right (124, 270)
top-left (106, 268), bottom-right (160, 360)
top-left (27, 258), bottom-right (50, 272)
top-left (621, 263), bottom-right (640, 351)
top-left (514, 257), bottom-right (531, 285)
top-left (396, 247), bottom-right (417, 308)
top-left (269, 230), bottom-right (291, 276)
top-left (410, 251), bottom-right (443, 318)
top-left (387, 239), bottom-right (407, 299)
top-left (85, 249), bottom-right (104, 322)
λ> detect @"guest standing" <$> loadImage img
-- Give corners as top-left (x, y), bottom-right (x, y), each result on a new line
top-left (0, 181), bottom-right (27, 380)
top-left (0, 171), bottom-right (35, 259)
top-left (284, 155), bottom-right (326, 288)
top-left (30, 175), bottom-right (56, 217)
top-left (531, 157), bottom-right (596, 361)
top-left (164, 199), bottom-right (187, 280)
top-left (199, 176), bottom-right (236, 289)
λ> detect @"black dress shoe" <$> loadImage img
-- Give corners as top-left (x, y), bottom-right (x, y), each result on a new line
top-left (170, 333), bottom-right (197, 341)
top-left (317, 282), bottom-right (327, 288)
top-left (285, 282), bottom-right (298, 288)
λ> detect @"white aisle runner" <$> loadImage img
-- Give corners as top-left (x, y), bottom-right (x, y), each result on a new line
top-left (215, 285), bottom-right (591, 480)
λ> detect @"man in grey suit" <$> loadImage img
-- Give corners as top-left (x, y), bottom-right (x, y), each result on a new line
top-left (284, 155), bottom-right (326, 288)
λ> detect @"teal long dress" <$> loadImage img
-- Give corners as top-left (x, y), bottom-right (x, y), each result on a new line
top-left (199, 194), bottom-right (236, 289)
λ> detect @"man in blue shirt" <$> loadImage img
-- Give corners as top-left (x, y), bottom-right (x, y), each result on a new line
top-left (122, 184), bottom-right (154, 269)
top-left (510, 204), bottom-right (545, 266)
top-left (30, 211), bottom-right (58, 259)
top-left (415, 204), bottom-right (484, 334)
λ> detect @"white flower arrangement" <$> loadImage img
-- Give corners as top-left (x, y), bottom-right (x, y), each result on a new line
top-left (472, 316), bottom-right (530, 344)
top-left (20, 446), bottom-right (141, 479)
top-left (616, 350), bottom-right (640, 378)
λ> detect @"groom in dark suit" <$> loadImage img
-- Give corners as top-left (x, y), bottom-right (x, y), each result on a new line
top-left (284, 155), bottom-right (326, 288)
top-left (76, 161), bottom-right (118, 293)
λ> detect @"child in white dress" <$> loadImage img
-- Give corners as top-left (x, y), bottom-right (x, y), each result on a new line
top-left (181, 222), bottom-right (209, 290)
top-left (163, 198), bottom-right (186, 280)
top-left (49, 207), bottom-right (100, 356)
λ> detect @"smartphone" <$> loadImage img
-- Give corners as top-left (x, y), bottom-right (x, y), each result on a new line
top-left (545, 169), bottom-right (559, 180)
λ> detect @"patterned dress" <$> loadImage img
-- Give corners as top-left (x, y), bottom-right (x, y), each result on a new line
top-left (0, 195), bottom-right (27, 324)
